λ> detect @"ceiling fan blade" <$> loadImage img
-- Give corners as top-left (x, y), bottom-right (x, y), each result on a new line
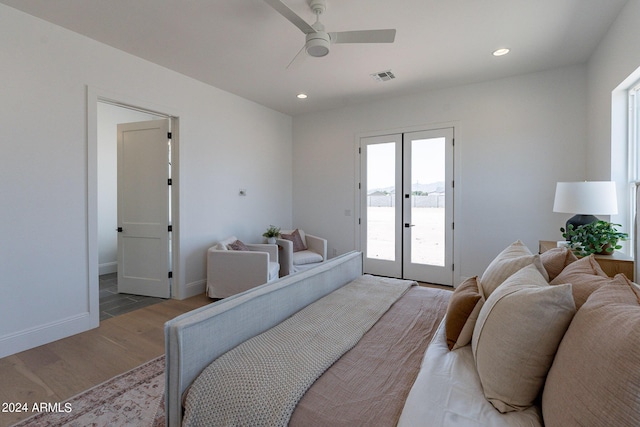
top-left (264, 0), bottom-right (316, 34)
top-left (329, 29), bottom-right (396, 44)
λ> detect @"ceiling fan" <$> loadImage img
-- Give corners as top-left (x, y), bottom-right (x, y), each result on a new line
top-left (264, 0), bottom-right (396, 67)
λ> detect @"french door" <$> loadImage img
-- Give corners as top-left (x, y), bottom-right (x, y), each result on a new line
top-left (360, 128), bottom-right (454, 285)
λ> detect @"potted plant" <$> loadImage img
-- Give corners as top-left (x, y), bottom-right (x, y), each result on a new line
top-left (560, 220), bottom-right (628, 256)
top-left (262, 225), bottom-right (281, 244)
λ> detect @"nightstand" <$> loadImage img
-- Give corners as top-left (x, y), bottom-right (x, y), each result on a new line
top-left (539, 240), bottom-right (634, 280)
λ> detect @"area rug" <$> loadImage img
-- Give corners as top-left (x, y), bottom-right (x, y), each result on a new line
top-left (12, 356), bottom-right (165, 427)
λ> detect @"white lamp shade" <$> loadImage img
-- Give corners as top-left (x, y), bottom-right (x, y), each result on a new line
top-left (553, 181), bottom-right (618, 215)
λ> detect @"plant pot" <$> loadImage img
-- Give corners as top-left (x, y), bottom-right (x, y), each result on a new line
top-left (594, 243), bottom-right (611, 255)
top-left (267, 237), bottom-right (276, 244)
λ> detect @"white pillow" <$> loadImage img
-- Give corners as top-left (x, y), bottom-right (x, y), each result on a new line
top-left (472, 264), bottom-right (576, 413)
top-left (217, 236), bottom-right (238, 250)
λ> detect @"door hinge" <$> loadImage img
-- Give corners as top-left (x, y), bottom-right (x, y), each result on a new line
top-left (452, 180), bottom-right (455, 188)
top-left (359, 182), bottom-right (361, 190)
top-left (117, 227), bottom-right (123, 232)
top-left (452, 264), bottom-right (455, 271)
top-left (168, 132), bottom-right (172, 139)
top-left (168, 225), bottom-right (173, 232)
top-left (168, 178), bottom-right (172, 185)
top-left (359, 218), bottom-right (361, 225)
top-left (168, 271), bottom-right (173, 278)
top-left (359, 147), bottom-right (361, 154)
top-left (452, 222), bottom-right (455, 230)
top-left (452, 138), bottom-right (455, 146)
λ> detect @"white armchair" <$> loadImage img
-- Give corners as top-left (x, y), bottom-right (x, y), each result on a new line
top-left (277, 229), bottom-right (327, 276)
top-left (206, 236), bottom-right (280, 298)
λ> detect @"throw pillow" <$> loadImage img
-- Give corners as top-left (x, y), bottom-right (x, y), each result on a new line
top-left (281, 229), bottom-right (307, 252)
top-left (542, 274), bottom-right (640, 427)
top-left (549, 254), bottom-right (610, 309)
top-left (444, 276), bottom-right (484, 350)
top-left (228, 239), bottom-right (250, 251)
top-left (479, 240), bottom-right (549, 298)
top-left (472, 264), bottom-right (576, 413)
top-left (540, 247), bottom-right (578, 281)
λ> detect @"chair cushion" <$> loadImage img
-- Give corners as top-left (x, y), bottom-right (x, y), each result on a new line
top-left (268, 262), bottom-right (280, 281)
top-left (479, 240), bottom-right (549, 298)
top-left (472, 264), bottom-right (576, 413)
top-left (542, 274), bottom-right (640, 426)
top-left (281, 229), bottom-right (307, 252)
top-left (292, 250), bottom-right (323, 266)
top-left (445, 276), bottom-right (484, 350)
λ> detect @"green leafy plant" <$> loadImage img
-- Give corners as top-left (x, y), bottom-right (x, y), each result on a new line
top-left (560, 220), bottom-right (628, 256)
top-left (262, 225), bottom-right (281, 239)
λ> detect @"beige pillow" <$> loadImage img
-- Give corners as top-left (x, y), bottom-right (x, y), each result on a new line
top-left (472, 264), bottom-right (576, 413)
top-left (479, 240), bottom-right (549, 298)
top-left (280, 229), bottom-right (307, 252)
top-left (542, 274), bottom-right (640, 426)
top-left (228, 239), bottom-right (250, 251)
top-left (445, 276), bottom-right (484, 350)
top-left (549, 255), bottom-right (610, 309)
top-left (540, 247), bottom-right (578, 281)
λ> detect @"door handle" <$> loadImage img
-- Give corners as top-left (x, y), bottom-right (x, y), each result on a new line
top-left (404, 223), bottom-right (415, 228)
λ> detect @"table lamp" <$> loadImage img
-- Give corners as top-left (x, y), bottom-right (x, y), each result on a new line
top-left (553, 181), bottom-right (618, 232)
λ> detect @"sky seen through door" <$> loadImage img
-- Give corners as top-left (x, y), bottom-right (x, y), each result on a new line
top-left (367, 138), bottom-right (445, 191)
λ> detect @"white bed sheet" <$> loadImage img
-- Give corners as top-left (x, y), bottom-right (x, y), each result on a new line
top-left (398, 319), bottom-right (543, 427)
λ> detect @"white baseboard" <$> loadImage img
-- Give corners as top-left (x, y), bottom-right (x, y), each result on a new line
top-left (99, 262), bottom-right (117, 275)
top-left (0, 312), bottom-right (99, 359)
top-left (178, 279), bottom-right (206, 300)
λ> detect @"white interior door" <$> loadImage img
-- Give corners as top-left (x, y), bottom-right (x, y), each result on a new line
top-left (360, 128), bottom-right (454, 285)
top-left (117, 119), bottom-right (171, 298)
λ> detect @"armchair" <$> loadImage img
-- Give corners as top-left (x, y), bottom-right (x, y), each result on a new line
top-left (206, 236), bottom-right (280, 298)
top-left (277, 229), bottom-right (327, 276)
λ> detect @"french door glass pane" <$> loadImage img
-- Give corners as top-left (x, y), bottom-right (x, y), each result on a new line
top-left (411, 138), bottom-right (445, 266)
top-left (367, 142), bottom-right (396, 261)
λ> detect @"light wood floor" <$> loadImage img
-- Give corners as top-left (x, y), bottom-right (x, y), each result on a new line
top-left (0, 293), bottom-right (212, 427)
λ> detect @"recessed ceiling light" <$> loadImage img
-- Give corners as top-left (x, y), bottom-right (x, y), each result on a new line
top-left (492, 48), bottom-right (510, 57)
top-left (297, 93), bottom-right (308, 99)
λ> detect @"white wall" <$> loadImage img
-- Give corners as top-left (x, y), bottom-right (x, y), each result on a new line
top-left (587, 0), bottom-right (640, 243)
top-left (292, 65), bottom-right (588, 282)
top-left (0, 5), bottom-right (292, 358)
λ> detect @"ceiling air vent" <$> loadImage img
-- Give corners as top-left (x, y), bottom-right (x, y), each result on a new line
top-left (370, 70), bottom-right (396, 82)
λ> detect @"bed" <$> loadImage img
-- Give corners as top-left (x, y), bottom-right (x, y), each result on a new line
top-left (165, 245), bottom-right (640, 426)
top-left (166, 251), bottom-right (447, 425)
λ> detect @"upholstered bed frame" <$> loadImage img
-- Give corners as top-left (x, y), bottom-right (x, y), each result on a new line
top-left (164, 251), bottom-right (363, 427)
top-left (165, 241), bottom-right (640, 427)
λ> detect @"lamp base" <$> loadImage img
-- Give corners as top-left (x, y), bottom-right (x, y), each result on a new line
top-left (565, 214), bottom-right (599, 240)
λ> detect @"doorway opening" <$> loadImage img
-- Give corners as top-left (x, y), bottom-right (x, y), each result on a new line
top-left (359, 127), bottom-right (454, 285)
top-left (94, 98), bottom-right (178, 321)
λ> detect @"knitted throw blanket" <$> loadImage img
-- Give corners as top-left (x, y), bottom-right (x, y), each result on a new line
top-left (182, 274), bottom-right (415, 427)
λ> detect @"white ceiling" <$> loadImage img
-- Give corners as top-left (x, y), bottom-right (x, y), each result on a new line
top-left (1, 0), bottom-right (629, 116)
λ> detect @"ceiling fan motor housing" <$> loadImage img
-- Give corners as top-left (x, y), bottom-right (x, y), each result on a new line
top-left (306, 31), bottom-right (330, 57)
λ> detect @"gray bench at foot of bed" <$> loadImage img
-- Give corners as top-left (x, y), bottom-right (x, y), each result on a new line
top-left (164, 251), bottom-right (363, 427)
